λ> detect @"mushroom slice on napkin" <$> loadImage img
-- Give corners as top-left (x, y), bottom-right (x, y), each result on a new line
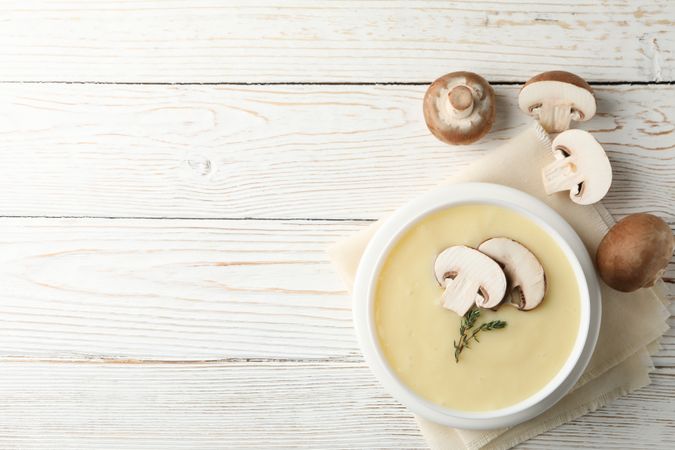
top-left (542, 129), bottom-right (612, 205)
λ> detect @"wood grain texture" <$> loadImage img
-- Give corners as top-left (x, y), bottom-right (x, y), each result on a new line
top-left (0, 0), bottom-right (672, 83)
top-left (0, 218), bottom-right (358, 360)
top-left (0, 84), bottom-right (673, 220)
top-left (0, 361), bottom-right (672, 449)
top-left (0, 361), bottom-right (425, 449)
top-left (0, 217), bottom-right (672, 362)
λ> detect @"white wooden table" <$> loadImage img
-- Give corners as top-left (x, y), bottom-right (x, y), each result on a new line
top-left (0, 2), bottom-right (673, 448)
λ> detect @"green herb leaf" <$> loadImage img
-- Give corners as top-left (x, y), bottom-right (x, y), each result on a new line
top-left (453, 308), bottom-right (507, 363)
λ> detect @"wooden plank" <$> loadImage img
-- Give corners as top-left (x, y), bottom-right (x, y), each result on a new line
top-left (0, 361), bottom-right (425, 449)
top-left (0, 1), bottom-right (672, 83)
top-left (0, 218), bottom-right (359, 360)
top-left (0, 360), bottom-right (672, 449)
top-left (0, 217), bottom-right (672, 361)
top-left (0, 84), bottom-right (673, 220)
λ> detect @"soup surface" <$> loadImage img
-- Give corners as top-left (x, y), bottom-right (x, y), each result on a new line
top-left (375, 203), bottom-right (581, 411)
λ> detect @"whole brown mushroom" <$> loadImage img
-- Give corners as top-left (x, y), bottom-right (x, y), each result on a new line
top-left (596, 213), bottom-right (674, 292)
top-left (423, 71), bottom-right (496, 145)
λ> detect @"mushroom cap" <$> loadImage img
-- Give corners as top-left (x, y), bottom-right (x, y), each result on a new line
top-left (523, 71), bottom-right (594, 93)
top-left (423, 71), bottom-right (496, 145)
top-left (596, 213), bottom-right (674, 292)
top-left (478, 238), bottom-right (546, 310)
top-left (434, 245), bottom-right (506, 316)
top-left (519, 71), bottom-right (596, 133)
top-left (542, 129), bottom-right (612, 205)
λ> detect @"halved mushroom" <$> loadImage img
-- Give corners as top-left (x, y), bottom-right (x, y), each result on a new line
top-left (478, 238), bottom-right (546, 310)
top-left (423, 71), bottom-right (496, 145)
top-left (596, 213), bottom-right (674, 292)
top-left (519, 71), bottom-right (596, 133)
top-left (542, 129), bottom-right (612, 205)
top-left (434, 245), bottom-right (506, 316)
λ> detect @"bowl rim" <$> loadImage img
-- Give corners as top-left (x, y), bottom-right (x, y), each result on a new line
top-left (352, 182), bottom-right (602, 429)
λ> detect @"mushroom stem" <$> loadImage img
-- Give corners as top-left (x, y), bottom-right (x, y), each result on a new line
top-left (448, 85), bottom-right (474, 119)
top-left (538, 103), bottom-right (573, 133)
top-left (440, 281), bottom-right (481, 316)
top-left (542, 155), bottom-right (582, 195)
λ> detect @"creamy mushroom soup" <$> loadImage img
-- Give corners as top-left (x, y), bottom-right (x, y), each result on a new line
top-left (374, 204), bottom-right (581, 412)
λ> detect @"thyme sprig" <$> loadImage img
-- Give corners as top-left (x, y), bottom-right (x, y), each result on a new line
top-left (453, 307), bottom-right (507, 362)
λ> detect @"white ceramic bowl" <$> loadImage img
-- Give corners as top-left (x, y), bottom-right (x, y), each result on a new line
top-left (353, 182), bottom-right (601, 430)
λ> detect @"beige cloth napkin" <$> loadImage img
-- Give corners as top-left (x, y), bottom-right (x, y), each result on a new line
top-left (328, 123), bottom-right (671, 450)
